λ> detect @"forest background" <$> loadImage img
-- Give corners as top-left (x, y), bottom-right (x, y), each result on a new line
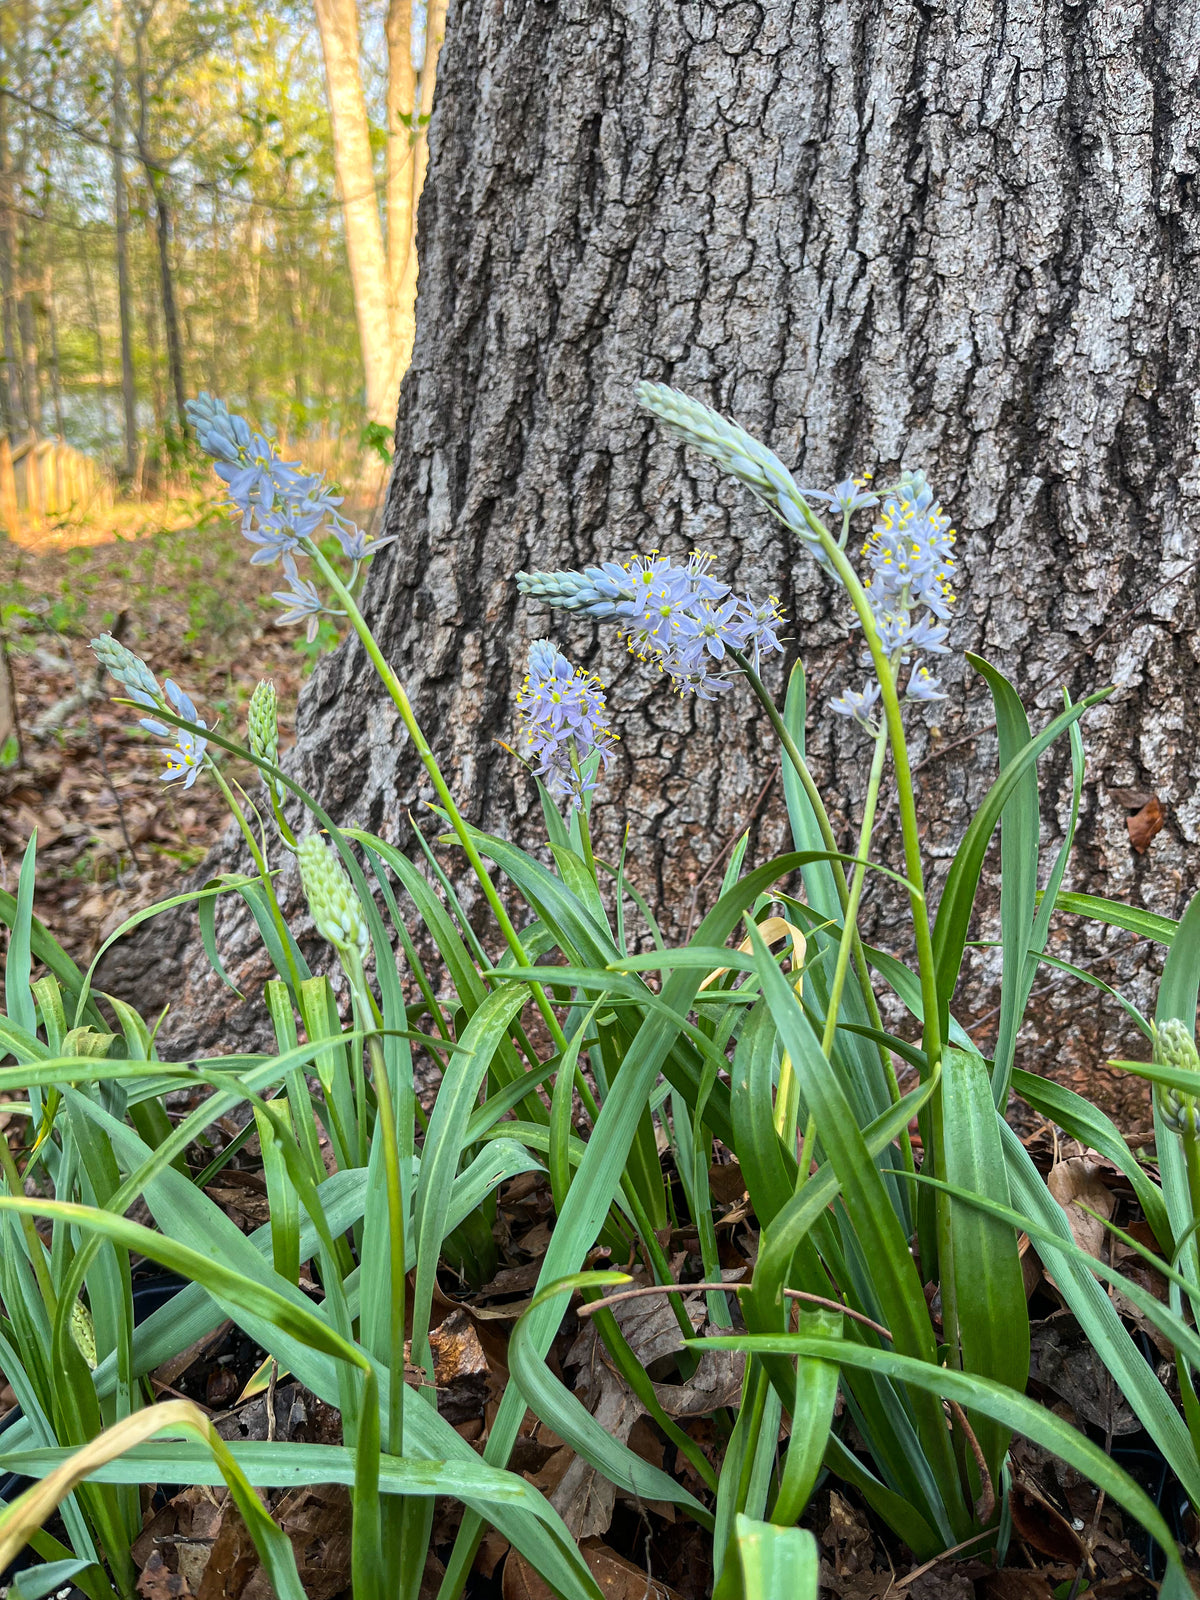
top-left (0, 0), bottom-right (448, 989)
top-left (0, 0), bottom-right (433, 480)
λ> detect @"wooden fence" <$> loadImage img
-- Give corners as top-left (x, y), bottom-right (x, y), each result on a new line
top-left (0, 434), bottom-right (113, 537)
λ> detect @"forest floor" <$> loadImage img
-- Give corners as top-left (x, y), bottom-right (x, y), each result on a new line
top-left (0, 499), bottom-right (319, 961)
top-left (0, 506), bottom-right (1186, 1600)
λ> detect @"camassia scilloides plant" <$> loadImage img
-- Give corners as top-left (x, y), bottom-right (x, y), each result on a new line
top-left (0, 385), bottom-right (1192, 1600)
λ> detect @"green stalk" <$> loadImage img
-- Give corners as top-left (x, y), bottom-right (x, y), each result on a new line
top-left (782, 510), bottom-right (944, 1079)
top-left (786, 503), bottom-right (956, 1333)
top-left (1183, 1129), bottom-right (1200, 1257)
top-left (821, 730), bottom-right (887, 1058)
top-left (304, 540), bottom-right (571, 1055)
top-left (730, 649), bottom-right (913, 1174)
top-left (345, 953), bottom-right (406, 1449)
top-left (206, 756), bottom-right (305, 1005)
top-left (0, 1137), bottom-right (58, 1319)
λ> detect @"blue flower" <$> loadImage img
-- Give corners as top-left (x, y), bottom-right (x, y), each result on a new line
top-left (519, 549), bottom-right (785, 699)
top-left (213, 435), bottom-right (302, 511)
top-left (805, 478), bottom-right (880, 518)
top-left (335, 518), bottom-right (396, 562)
top-left (244, 508), bottom-right (303, 566)
top-left (834, 469), bottom-right (959, 728)
top-left (905, 665), bottom-right (947, 704)
top-left (138, 680), bottom-right (209, 788)
top-left (830, 681), bottom-right (882, 728)
top-left (515, 641), bottom-right (616, 809)
top-left (272, 556), bottom-right (326, 641)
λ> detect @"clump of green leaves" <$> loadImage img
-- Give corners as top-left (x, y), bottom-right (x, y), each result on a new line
top-left (1, 385), bottom-right (1195, 1600)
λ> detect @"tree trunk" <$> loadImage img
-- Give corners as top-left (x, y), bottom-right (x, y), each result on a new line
top-left (110, 0), bottom-right (139, 482)
top-left (313, 0), bottom-right (399, 424)
top-left (120, 0), bottom-right (1200, 1120)
top-left (16, 234), bottom-right (42, 435)
top-left (43, 267), bottom-right (65, 438)
top-left (148, 172), bottom-right (187, 431)
top-left (385, 0), bottom-right (417, 337)
top-left (387, 0), bottom-right (446, 377)
top-left (0, 89), bottom-right (19, 436)
top-left (131, 20), bottom-right (187, 436)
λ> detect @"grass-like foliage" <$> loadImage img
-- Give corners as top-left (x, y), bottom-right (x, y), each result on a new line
top-left (1, 385), bottom-right (1197, 1600)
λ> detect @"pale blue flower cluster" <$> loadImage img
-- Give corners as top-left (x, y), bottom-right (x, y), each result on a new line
top-left (90, 634), bottom-right (210, 788)
top-left (831, 471), bottom-right (957, 729)
top-left (632, 382), bottom-right (961, 733)
top-left (138, 681), bottom-right (210, 789)
top-left (517, 550), bottom-right (784, 701)
top-left (186, 393), bottom-right (394, 637)
top-left (515, 640), bottom-right (616, 809)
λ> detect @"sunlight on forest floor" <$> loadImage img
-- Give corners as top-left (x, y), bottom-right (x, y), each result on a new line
top-left (6, 495), bottom-right (204, 552)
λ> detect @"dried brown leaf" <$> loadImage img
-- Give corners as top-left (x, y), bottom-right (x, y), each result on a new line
top-left (1047, 1156), bottom-right (1114, 1261)
top-left (1127, 796), bottom-right (1165, 853)
top-left (1008, 1472), bottom-right (1087, 1564)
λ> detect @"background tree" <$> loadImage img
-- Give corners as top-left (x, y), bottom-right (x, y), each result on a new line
top-left (0, 0), bottom-right (370, 470)
top-left (312, 0), bottom-right (446, 423)
top-left (105, 0), bottom-right (1200, 1112)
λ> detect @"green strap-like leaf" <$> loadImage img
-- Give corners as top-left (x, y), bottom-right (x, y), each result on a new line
top-left (695, 1332), bottom-right (1191, 1598)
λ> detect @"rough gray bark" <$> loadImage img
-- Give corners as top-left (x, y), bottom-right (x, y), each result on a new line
top-left (120, 0), bottom-right (1200, 1117)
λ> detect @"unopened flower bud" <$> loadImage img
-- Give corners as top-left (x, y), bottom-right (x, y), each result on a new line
top-left (70, 1299), bottom-right (97, 1370)
top-left (90, 634), bottom-right (161, 707)
top-left (297, 835), bottom-right (369, 958)
top-left (1154, 1018), bottom-right (1200, 1134)
top-left (248, 679), bottom-right (285, 807)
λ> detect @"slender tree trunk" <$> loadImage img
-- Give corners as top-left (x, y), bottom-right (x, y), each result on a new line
top-left (110, 0), bottom-right (139, 481)
top-left (389, 0), bottom-right (445, 378)
top-left (245, 206), bottom-right (263, 411)
top-left (112, 0), bottom-right (1200, 1123)
top-left (148, 172), bottom-right (187, 429)
top-left (43, 267), bottom-right (64, 436)
top-left (16, 235), bottom-right (42, 435)
top-left (131, 21), bottom-right (186, 434)
top-left (313, 0), bottom-right (399, 425)
top-left (141, 225), bottom-right (166, 440)
top-left (385, 0), bottom-right (416, 290)
top-left (80, 236), bottom-right (108, 442)
top-left (0, 90), bottom-right (18, 436)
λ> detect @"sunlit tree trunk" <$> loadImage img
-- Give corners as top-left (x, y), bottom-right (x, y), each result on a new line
top-left (120, 0), bottom-right (1200, 1123)
top-left (387, 0), bottom-right (446, 376)
top-left (0, 89), bottom-right (20, 436)
top-left (131, 20), bottom-right (186, 434)
top-left (16, 229), bottom-right (42, 434)
top-left (313, 0), bottom-right (398, 425)
top-left (43, 267), bottom-right (64, 437)
top-left (385, 0), bottom-right (417, 347)
top-left (147, 173), bottom-right (187, 429)
top-left (110, 0), bottom-right (138, 481)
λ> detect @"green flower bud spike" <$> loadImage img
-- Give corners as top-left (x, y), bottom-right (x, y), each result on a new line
top-left (1155, 1017), bottom-right (1200, 1135)
top-left (247, 678), bottom-right (296, 845)
top-left (297, 835), bottom-right (370, 961)
top-left (248, 679), bottom-right (279, 770)
top-left (70, 1298), bottom-right (97, 1371)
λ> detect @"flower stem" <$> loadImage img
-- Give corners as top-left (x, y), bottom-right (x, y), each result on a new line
top-left (784, 506), bottom-right (943, 1081)
top-left (821, 729), bottom-right (887, 1058)
top-left (206, 757), bottom-right (305, 1004)
top-left (786, 503), bottom-right (949, 1309)
top-left (346, 950), bottom-right (409, 1442)
top-left (730, 649), bottom-right (911, 1172)
top-left (305, 541), bottom-right (570, 1054)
